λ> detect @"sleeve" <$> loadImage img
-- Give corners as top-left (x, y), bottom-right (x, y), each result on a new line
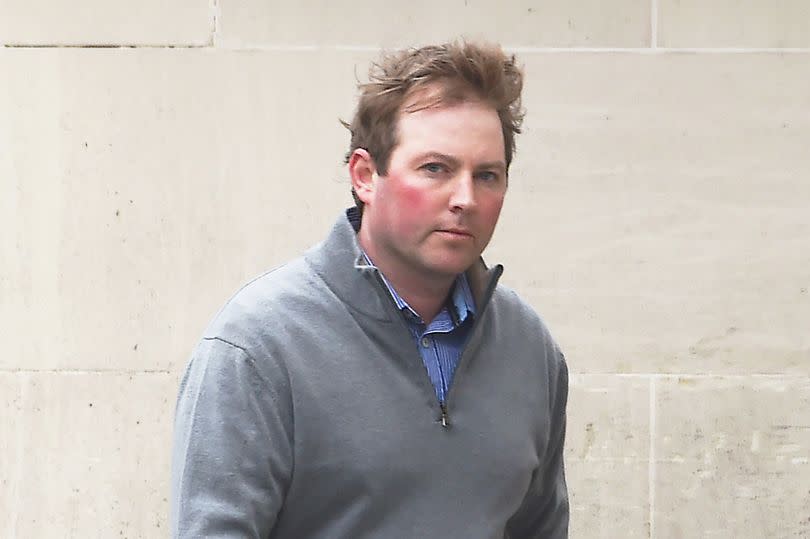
top-left (506, 349), bottom-right (570, 539)
top-left (170, 337), bottom-right (294, 539)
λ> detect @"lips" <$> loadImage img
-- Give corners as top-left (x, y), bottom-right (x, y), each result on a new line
top-left (437, 228), bottom-right (473, 238)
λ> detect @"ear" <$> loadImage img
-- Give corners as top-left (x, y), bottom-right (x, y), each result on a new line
top-left (349, 148), bottom-right (378, 206)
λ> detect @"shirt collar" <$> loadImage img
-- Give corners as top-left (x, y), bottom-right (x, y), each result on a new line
top-left (361, 251), bottom-right (475, 326)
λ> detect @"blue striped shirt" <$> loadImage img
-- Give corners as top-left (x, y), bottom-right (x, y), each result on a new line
top-left (363, 253), bottom-right (476, 403)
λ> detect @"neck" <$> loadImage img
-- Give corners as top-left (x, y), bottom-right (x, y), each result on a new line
top-left (381, 275), bottom-right (453, 325)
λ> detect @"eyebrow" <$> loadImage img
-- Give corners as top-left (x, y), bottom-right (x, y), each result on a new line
top-left (414, 152), bottom-right (506, 172)
top-left (476, 160), bottom-right (507, 173)
top-left (414, 152), bottom-right (461, 168)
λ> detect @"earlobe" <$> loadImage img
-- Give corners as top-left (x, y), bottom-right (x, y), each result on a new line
top-left (349, 148), bottom-right (378, 205)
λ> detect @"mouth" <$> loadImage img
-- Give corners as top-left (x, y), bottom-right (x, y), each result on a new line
top-left (436, 228), bottom-right (474, 239)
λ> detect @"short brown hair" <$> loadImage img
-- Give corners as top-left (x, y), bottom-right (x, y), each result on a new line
top-left (343, 40), bottom-right (525, 209)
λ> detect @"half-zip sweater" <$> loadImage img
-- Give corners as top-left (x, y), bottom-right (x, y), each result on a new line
top-left (171, 208), bottom-right (570, 539)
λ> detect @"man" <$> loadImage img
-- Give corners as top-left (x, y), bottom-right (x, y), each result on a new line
top-left (171, 41), bottom-right (569, 538)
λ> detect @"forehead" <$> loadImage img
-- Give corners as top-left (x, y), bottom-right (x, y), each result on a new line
top-left (393, 98), bottom-right (505, 160)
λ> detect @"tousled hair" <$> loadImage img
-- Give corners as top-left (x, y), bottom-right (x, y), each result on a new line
top-left (343, 40), bottom-right (525, 212)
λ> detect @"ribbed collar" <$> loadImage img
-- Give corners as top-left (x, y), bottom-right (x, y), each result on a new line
top-left (304, 208), bottom-right (502, 324)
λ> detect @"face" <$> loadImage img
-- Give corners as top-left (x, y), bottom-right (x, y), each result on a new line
top-left (357, 98), bottom-right (507, 285)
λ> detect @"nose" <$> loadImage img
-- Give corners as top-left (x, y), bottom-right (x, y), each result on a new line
top-left (448, 173), bottom-right (476, 212)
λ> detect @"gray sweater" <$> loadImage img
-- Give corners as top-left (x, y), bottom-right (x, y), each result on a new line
top-left (171, 210), bottom-right (569, 538)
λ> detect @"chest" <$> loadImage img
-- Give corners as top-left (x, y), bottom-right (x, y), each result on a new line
top-left (280, 316), bottom-right (548, 509)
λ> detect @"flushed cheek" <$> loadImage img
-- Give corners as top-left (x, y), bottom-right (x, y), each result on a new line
top-left (390, 182), bottom-right (443, 230)
top-left (395, 180), bottom-right (435, 209)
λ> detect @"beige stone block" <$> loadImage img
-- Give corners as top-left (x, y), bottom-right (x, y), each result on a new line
top-left (658, 0), bottom-right (810, 48)
top-left (654, 377), bottom-right (810, 537)
top-left (0, 374), bottom-right (23, 538)
top-left (487, 52), bottom-right (810, 375)
top-left (566, 375), bottom-right (650, 537)
top-left (0, 0), bottom-right (211, 46)
top-left (0, 48), bottom-right (370, 371)
top-left (218, 0), bottom-right (650, 48)
top-left (5, 372), bottom-right (174, 538)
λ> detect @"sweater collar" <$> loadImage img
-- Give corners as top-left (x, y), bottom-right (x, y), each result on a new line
top-left (304, 208), bottom-right (503, 323)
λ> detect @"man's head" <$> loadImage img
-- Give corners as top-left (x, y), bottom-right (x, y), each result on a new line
top-left (344, 41), bottom-right (525, 212)
top-left (346, 41), bottom-right (525, 288)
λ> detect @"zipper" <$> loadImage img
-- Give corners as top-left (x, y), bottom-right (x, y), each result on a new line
top-left (439, 402), bottom-right (449, 428)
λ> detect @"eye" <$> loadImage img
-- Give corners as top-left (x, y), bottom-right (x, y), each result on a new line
top-left (476, 170), bottom-right (499, 182)
top-left (421, 162), bottom-right (448, 175)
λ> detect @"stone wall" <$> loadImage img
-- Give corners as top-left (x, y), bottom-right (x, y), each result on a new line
top-left (2, 1), bottom-right (808, 537)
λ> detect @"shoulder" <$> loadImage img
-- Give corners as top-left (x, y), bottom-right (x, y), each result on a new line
top-left (199, 254), bottom-right (333, 356)
top-left (489, 284), bottom-right (557, 343)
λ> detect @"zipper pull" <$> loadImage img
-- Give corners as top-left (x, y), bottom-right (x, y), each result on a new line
top-left (439, 403), bottom-right (450, 429)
